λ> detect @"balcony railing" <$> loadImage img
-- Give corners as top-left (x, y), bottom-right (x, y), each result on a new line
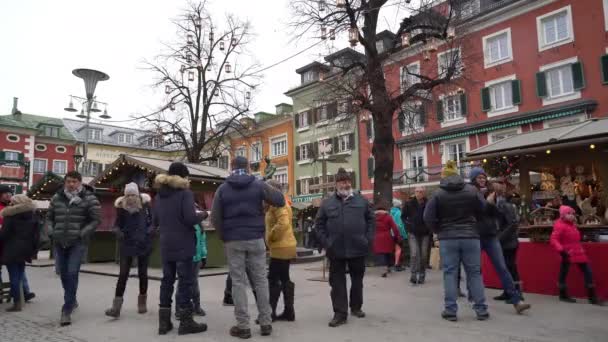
top-left (393, 163), bottom-right (474, 185)
top-left (455, 0), bottom-right (521, 23)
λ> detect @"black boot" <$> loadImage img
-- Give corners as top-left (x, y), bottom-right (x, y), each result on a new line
top-left (418, 272), bottom-right (426, 285)
top-left (158, 307), bottom-right (174, 335)
top-left (223, 293), bottom-right (234, 306)
top-left (275, 281), bottom-right (295, 322)
top-left (268, 282), bottom-right (282, 321)
top-left (559, 284), bottom-right (576, 303)
top-left (493, 292), bottom-right (510, 301)
top-left (587, 285), bottom-right (605, 306)
top-left (178, 307), bottom-right (208, 335)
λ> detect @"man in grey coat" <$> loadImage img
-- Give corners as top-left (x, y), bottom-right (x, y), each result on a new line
top-left (315, 168), bottom-right (374, 328)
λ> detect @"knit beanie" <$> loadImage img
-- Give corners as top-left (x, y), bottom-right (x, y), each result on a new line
top-left (335, 168), bottom-right (352, 182)
top-left (232, 156), bottom-right (249, 170)
top-left (441, 160), bottom-right (459, 178)
top-left (559, 205), bottom-right (575, 218)
top-left (470, 167), bottom-right (487, 183)
top-left (124, 182), bottom-right (139, 196)
top-left (168, 162), bottom-right (189, 178)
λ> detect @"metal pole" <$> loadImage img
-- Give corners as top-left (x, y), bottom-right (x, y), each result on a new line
top-left (82, 99), bottom-right (92, 173)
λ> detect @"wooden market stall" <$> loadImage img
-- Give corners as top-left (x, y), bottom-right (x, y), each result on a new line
top-left (90, 154), bottom-right (229, 267)
top-left (465, 118), bottom-right (608, 299)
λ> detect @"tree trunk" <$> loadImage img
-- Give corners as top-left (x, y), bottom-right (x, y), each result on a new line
top-left (372, 110), bottom-right (395, 205)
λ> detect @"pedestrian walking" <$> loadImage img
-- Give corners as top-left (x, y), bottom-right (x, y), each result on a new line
top-left (47, 171), bottom-right (101, 326)
top-left (402, 187), bottom-right (431, 285)
top-left (0, 194), bottom-right (39, 312)
top-left (264, 179), bottom-right (297, 322)
top-left (550, 205), bottom-right (604, 305)
top-left (373, 199), bottom-right (401, 278)
top-left (105, 182), bottom-right (153, 318)
top-left (191, 221), bottom-right (208, 316)
top-left (153, 162), bottom-right (208, 335)
top-left (390, 199), bottom-right (407, 272)
top-left (423, 161), bottom-right (489, 322)
top-left (210, 156), bottom-right (285, 339)
top-left (469, 168), bottom-right (531, 314)
top-left (315, 168), bottom-right (374, 328)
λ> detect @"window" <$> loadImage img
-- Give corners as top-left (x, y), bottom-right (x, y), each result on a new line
top-left (483, 29), bottom-right (512, 67)
top-left (35, 144), bottom-right (47, 151)
top-left (546, 65), bottom-right (574, 98)
top-left (318, 138), bottom-right (333, 155)
top-left (316, 106), bottom-right (328, 123)
top-left (236, 147), bottom-right (247, 158)
top-left (145, 137), bottom-right (161, 147)
top-left (33, 159), bottom-right (47, 173)
top-left (87, 129), bottom-right (102, 141)
top-left (537, 6), bottom-right (573, 51)
top-left (273, 168), bottom-right (288, 187)
top-left (297, 111), bottom-right (309, 128)
top-left (270, 135), bottom-right (287, 157)
top-left (490, 81), bottom-right (513, 111)
top-left (299, 178), bottom-right (311, 195)
top-left (6, 134), bottom-right (19, 142)
top-left (337, 134), bottom-right (351, 152)
top-left (84, 161), bottom-right (103, 176)
top-left (375, 40), bottom-right (385, 54)
top-left (445, 141), bottom-right (466, 165)
top-left (443, 95), bottom-right (462, 121)
top-left (490, 129), bottom-right (519, 143)
top-left (55, 146), bottom-right (66, 153)
top-left (401, 62), bottom-right (420, 92)
top-left (604, 0), bottom-right (608, 31)
top-left (299, 144), bottom-right (311, 161)
top-left (406, 149), bottom-right (425, 183)
top-left (218, 155), bottom-right (229, 170)
top-left (458, 0), bottom-right (478, 18)
top-left (53, 160), bottom-right (67, 175)
top-left (250, 143), bottom-right (262, 162)
top-left (4, 151), bottom-right (19, 163)
top-left (303, 70), bottom-right (315, 83)
top-left (42, 126), bottom-right (60, 138)
top-left (116, 133), bottom-right (133, 144)
top-left (399, 103), bottom-right (424, 133)
top-left (438, 49), bottom-right (462, 77)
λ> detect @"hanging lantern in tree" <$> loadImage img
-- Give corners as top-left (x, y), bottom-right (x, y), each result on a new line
top-left (319, 0), bottom-right (326, 12)
top-left (195, 16), bottom-right (202, 28)
top-left (447, 26), bottom-right (455, 39)
top-left (165, 85), bottom-right (171, 94)
top-left (169, 102), bottom-right (176, 111)
top-left (209, 29), bottom-right (214, 42)
top-left (187, 34), bottom-right (194, 46)
top-left (180, 65), bottom-right (186, 73)
top-left (188, 71), bottom-right (195, 81)
top-left (186, 53), bottom-right (192, 63)
top-left (232, 37), bottom-right (238, 47)
top-left (220, 41), bottom-right (225, 51)
top-left (427, 38), bottom-right (438, 53)
top-left (320, 25), bottom-right (327, 40)
top-left (401, 33), bottom-right (410, 47)
top-left (348, 27), bottom-right (358, 46)
top-left (329, 28), bottom-right (336, 40)
top-left (423, 49), bottom-right (431, 61)
top-left (336, 0), bottom-right (346, 8)
top-left (245, 91), bottom-right (251, 100)
top-left (225, 61), bottom-right (232, 73)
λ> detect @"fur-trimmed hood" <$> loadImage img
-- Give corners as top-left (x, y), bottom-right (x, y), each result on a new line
top-left (114, 193), bottom-right (151, 209)
top-left (0, 201), bottom-right (36, 217)
top-left (154, 174), bottom-right (189, 190)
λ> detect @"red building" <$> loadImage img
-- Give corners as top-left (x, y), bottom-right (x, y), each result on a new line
top-left (0, 98), bottom-right (77, 193)
top-left (359, 0), bottom-right (608, 198)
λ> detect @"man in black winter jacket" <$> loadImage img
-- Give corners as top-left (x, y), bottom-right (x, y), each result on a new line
top-left (402, 186), bottom-right (431, 285)
top-left (315, 168), bottom-right (374, 328)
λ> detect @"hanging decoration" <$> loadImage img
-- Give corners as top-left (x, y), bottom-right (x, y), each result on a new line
top-left (484, 155), bottom-right (521, 179)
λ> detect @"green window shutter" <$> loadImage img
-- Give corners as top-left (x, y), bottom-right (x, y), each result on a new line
top-left (296, 180), bottom-right (301, 195)
top-left (571, 61), bottom-right (585, 90)
top-left (18, 153), bottom-right (24, 162)
top-left (436, 100), bottom-right (444, 122)
top-left (332, 137), bottom-right (339, 153)
top-left (16, 185), bottom-right (23, 194)
top-left (459, 93), bottom-right (468, 117)
top-left (535, 71), bottom-right (547, 98)
top-left (511, 80), bottom-right (522, 105)
top-left (349, 133), bottom-right (355, 150)
top-left (295, 145), bottom-right (301, 161)
top-left (365, 121), bottom-right (372, 139)
top-left (294, 113), bottom-right (299, 128)
top-left (0, 151), bottom-right (5, 160)
top-left (398, 111), bottom-right (405, 131)
top-left (601, 54), bottom-right (608, 85)
top-left (367, 157), bottom-right (374, 179)
top-left (481, 87), bottom-right (491, 112)
top-left (418, 105), bottom-right (426, 126)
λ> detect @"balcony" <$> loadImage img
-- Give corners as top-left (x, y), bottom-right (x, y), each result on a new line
top-left (393, 163), bottom-right (474, 185)
top-left (455, 0), bottom-right (521, 23)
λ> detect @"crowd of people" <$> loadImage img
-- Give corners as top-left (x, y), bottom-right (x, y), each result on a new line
top-left (0, 157), bottom-right (604, 338)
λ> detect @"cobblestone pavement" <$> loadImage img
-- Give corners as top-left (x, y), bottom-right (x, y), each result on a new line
top-left (1, 263), bottom-right (606, 342)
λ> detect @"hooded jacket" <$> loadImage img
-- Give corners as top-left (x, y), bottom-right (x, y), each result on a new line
top-left (47, 184), bottom-right (101, 248)
top-left (211, 173), bottom-right (285, 242)
top-left (373, 210), bottom-right (401, 254)
top-left (153, 174), bottom-right (201, 261)
top-left (496, 199), bottom-right (519, 250)
top-left (402, 197), bottom-right (430, 237)
top-left (0, 200), bottom-right (39, 264)
top-left (265, 196), bottom-right (297, 260)
top-left (114, 193), bottom-right (153, 257)
top-left (423, 175), bottom-right (484, 240)
top-left (550, 206), bottom-right (588, 263)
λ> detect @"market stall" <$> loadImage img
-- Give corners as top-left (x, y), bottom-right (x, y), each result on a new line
top-left (466, 118), bottom-right (608, 299)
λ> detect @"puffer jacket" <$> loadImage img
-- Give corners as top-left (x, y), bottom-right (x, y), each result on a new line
top-left (373, 210), bottom-right (401, 254)
top-left (47, 185), bottom-right (101, 248)
top-left (390, 207), bottom-right (407, 240)
top-left (496, 199), bottom-right (519, 250)
top-left (114, 194), bottom-right (153, 257)
top-left (265, 196), bottom-right (297, 260)
top-left (550, 218), bottom-right (588, 263)
top-left (193, 224), bottom-right (207, 263)
top-left (0, 201), bottom-right (39, 264)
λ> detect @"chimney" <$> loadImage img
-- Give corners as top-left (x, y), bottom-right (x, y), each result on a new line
top-left (11, 97), bottom-right (21, 115)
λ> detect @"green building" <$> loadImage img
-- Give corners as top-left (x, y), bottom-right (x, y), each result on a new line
top-left (285, 48), bottom-right (363, 205)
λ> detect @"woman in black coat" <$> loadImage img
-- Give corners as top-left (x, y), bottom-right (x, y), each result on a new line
top-left (105, 182), bottom-right (153, 318)
top-left (0, 194), bottom-right (39, 312)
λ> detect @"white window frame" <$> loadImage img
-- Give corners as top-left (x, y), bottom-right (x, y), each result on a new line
top-left (297, 109), bottom-right (310, 132)
top-left (35, 144), bottom-right (47, 152)
top-left (272, 167), bottom-right (288, 187)
top-left (6, 134), bottom-right (20, 143)
top-left (87, 128), bottom-right (102, 141)
top-left (33, 158), bottom-right (47, 174)
top-left (437, 48), bottom-right (462, 78)
top-left (55, 146), bottom-right (67, 153)
top-left (336, 133), bottom-right (351, 153)
top-left (402, 146), bottom-right (427, 183)
top-left (42, 126), bottom-right (60, 138)
top-left (298, 177), bottom-right (312, 195)
top-left (441, 137), bottom-right (470, 166)
top-left (52, 159), bottom-right (68, 175)
top-left (235, 147), bottom-right (247, 158)
top-left (543, 113), bottom-right (587, 129)
top-left (316, 104), bottom-right (329, 127)
top-left (439, 94), bottom-right (465, 128)
top-left (400, 61), bottom-right (421, 93)
top-left (117, 133), bottom-right (125, 144)
top-left (269, 134), bottom-right (288, 158)
top-left (482, 28), bottom-right (513, 68)
top-left (604, 0), bottom-right (608, 31)
top-left (298, 142), bottom-right (312, 164)
top-left (536, 5), bottom-right (574, 52)
top-left (2, 150), bottom-right (21, 168)
top-left (400, 102), bottom-right (425, 136)
top-left (303, 70), bottom-right (315, 83)
top-left (539, 56), bottom-right (581, 106)
top-left (489, 127), bottom-right (522, 144)
top-left (250, 142), bottom-right (262, 163)
top-left (485, 74), bottom-right (519, 117)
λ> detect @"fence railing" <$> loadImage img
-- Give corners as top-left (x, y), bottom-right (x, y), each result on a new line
top-left (392, 163), bottom-right (474, 185)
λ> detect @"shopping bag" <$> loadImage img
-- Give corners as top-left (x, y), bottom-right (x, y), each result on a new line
top-left (430, 246), bottom-right (441, 270)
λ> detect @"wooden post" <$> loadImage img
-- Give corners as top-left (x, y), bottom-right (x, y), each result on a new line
top-left (519, 156), bottom-right (531, 205)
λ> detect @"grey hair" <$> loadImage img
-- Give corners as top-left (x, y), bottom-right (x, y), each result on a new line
top-left (266, 179), bottom-right (283, 192)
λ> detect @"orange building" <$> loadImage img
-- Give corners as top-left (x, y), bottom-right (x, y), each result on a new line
top-left (229, 104), bottom-right (295, 195)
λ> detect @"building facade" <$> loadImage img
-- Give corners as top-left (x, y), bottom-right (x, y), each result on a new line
top-left (359, 0), bottom-right (608, 197)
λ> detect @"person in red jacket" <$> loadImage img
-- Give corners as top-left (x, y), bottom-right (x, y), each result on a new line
top-left (373, 200), bottom-right (401, 278)
top-left (550, 205), bottom-right (603, 305)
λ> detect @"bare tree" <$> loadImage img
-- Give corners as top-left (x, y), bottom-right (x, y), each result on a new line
top-left (291, 0), bottom-right (472, 202)
top-left (137, 1), bottom-right (261, 163)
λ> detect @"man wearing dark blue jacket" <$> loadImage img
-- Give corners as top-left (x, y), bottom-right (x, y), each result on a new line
top-left (211, 156), bottom-right (285, 339)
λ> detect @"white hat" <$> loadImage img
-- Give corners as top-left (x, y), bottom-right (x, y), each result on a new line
top-left (124, 182), bottom-right (139, 196)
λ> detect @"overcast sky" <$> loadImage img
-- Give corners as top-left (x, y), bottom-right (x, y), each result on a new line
top-left (0, 0), bottom-right (405, 127)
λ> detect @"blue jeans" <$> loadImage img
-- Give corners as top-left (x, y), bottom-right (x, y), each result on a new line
top-left (439, 239), bottom-right (487, 315)
top-left (55, 243), bottom-right (86, 313)
top-left (161, 259), bottom-right (194, 310)
top-left (480, 237), bottom-right (522, 304)
top-left (6, 262), bottom-right (25, 302)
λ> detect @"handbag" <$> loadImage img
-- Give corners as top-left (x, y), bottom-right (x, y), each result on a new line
top-left (430, 245), bottom-right (441, 270)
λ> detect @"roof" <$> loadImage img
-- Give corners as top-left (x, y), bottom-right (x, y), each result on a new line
top-left (62, 118), bottom-right (182, 152)
top-left (27, 171), bottom-right (65, 200)
top-left (0, 113), bottom-right (76, 141)
top-left (324, 48), bottom-right (365, 64)
top-left (465, 118), bottom-right (608, 159)
top-left (375, 30), bottom-right (396, 41)
top-left (295, 61), bottom-right (331, 74)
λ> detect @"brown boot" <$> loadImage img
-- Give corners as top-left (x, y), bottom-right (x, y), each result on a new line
top-left (138, 295), bottom-right (147, 314)
top-left (105, 297), bottom-right (123, 318)
top-left (513, 302), bottom-right (531, 314)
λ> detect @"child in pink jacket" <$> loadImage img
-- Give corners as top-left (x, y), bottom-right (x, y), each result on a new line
top-left (550, 206), bottom-right (603, 305)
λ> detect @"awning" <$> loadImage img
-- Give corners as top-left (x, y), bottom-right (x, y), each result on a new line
top-left (464, 118), bottom-right (608, 161)
top-left (291, 202), bottom-right (312, 210)
top-left (28, 171), bottom-right (65, 200)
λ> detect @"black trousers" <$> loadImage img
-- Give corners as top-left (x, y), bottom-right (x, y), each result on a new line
top-left (268, 258), bottom-right (291, 286)
top-left (115, 255), bottom-right (150, 297)
top-left (159, 259), bottom-right (194, 309)
top-left (329, 256), bottom-right (366, 317)
top-left (502, 248), bottom-right (520, 283)
top-left (382, 253), bottom-right (393, 270)
top-left (559, 261), bottom-right (594, 287)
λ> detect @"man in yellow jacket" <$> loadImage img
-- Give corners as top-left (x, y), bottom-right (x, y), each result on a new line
top-left (264, 180), bottom-right (297, 322)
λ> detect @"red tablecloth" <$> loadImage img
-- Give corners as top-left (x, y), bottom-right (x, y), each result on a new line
top-left (481, 242), bottom-right (608, 299)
